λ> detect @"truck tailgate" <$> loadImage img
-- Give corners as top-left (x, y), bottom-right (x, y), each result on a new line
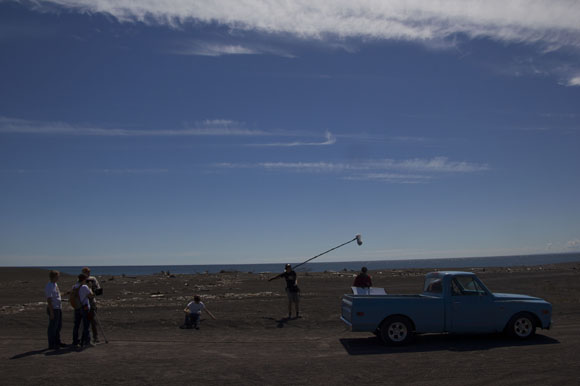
top-left (341, 296), bottom-right (353, 327)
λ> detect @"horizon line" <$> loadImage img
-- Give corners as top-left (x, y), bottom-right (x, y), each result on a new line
top-left (3, 251), bottom-right (579, 269)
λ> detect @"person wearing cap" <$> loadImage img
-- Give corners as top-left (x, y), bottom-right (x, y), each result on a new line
top-left (71, 274), bottom-right (94, 349)
top-left (269, 264), bottom-right (301, 319)
top-left (353, 266), bottom-right (373, 288)
top-left (45, 270), bottom-right (66, 350)
top-left (81, 267), bottom-right (102, 343)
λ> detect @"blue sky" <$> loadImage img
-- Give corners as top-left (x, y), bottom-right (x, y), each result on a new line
top-left (1, 0), bottom-right (579, 266)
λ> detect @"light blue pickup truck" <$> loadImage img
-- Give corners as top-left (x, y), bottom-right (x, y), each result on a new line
top-left (341, 271), bottom-right (552, 345)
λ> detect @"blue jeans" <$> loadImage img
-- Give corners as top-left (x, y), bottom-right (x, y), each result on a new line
top-left (184, 313), bottom-right (200, 328)
top-left (73, 308), bottom-right (91, 346)
top-left (47, 308), bottom-right (62, 348)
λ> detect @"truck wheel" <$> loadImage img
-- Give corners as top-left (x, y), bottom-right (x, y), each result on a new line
top-left (507, 312), bottom-right (536, 339)
top-left (380, 316), bottom-right (413, 345)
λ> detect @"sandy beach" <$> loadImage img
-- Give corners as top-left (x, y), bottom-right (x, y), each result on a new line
top-left (1, 263), bottom-right (579, 385)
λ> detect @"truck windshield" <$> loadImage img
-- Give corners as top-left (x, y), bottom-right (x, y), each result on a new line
top-left (423, 277), bottom-right (443, 294)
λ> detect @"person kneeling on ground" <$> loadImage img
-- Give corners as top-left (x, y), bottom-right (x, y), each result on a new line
top-left (182, 295), bottom-right (216, 330)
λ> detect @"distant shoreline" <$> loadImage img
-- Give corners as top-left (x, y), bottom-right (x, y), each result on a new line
top-left (2, 252), bottom-right (579, 276)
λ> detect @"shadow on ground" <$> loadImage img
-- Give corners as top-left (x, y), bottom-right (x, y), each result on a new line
top-left (261, 316), bottom-right (303, 328)
top-left (10, 345), bottom-right (97, 359)
top-left (340, 333), bottom-right (559, 355)
top-left (9, 348), bottom-right (50, 360)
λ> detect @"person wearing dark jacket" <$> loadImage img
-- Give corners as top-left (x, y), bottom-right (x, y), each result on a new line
top-left (353, 266), bottom-right (373, 288)
top-left (269, 264), bottom-right (301, 319)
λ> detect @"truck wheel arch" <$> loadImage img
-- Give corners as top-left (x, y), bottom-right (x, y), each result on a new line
top-left (378, 314), bottom-right (416, 331)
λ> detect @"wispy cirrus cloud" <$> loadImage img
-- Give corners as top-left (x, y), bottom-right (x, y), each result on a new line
top-left (0, 116), bottom-right (269, 137)
top-left (214, 156), bottom-right (489, 183)
top-left (21, 1), bottom-right (580, 48)
top-left (0, 116), bottom-right (339, 146)
top-left (483, 54), bottom-right (580, 87)
top-left (173, 42), bottom-right (259, 56)
top-left (170, 40), bottom-right (295, 57)
top-left (344, 172), bottom-right (432, 184)
top-left (0, 168), bottom-right (170, 174)
top-left (365, 157), bottom-right (490, 173)
top-left (15, 1), bottom-right (580, 85)
top-left (90, 168), bottom-right (169, 174)
top-left (249, 130), bottom-right (336, 147)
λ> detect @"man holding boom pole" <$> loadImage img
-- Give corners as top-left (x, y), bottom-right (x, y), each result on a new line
top-left (268, 235), bottom-right (362, 319)
top-left (269, 264), bottom-right (301, 319)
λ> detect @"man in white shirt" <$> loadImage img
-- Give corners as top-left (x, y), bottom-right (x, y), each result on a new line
top-left (45, 270), bottom-right (65, 349)
top-left (182, 295), bottom-right (216, 329)
top-left (71, 274), bottom-right (94, 349)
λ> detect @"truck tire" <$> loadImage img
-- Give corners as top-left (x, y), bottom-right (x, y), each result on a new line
top-left (379, 316), bottom-right (413, 345)
top-left (507, 312), bottom-right (536, 339)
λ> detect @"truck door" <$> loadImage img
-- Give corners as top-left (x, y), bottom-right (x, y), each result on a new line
top-left (447, 276), bottom-right (496, 333)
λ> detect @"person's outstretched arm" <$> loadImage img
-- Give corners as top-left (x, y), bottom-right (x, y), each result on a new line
top-left (268, 273), bottom-right (282, 282)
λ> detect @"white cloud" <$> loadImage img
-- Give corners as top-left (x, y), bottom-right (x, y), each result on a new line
top-left (214, 156), bottom-right (489, 183)
top-left (344, 172), bottom-right (432, 184)
top-left (22, 1), bottom-right (580, 49)
top-left (17, 1), bottom-right (580, 84)
top-left (0, 116), bottom-right (269, 136)
top-left (217, 161), bottom-right (349, 173)
top-left (365, 157), bottom-right (490, 173)
top-left (567, 76), bottom-right (580, 86)
top-left (250, 130), bottom-right (336, 147)
top-left (170, 40), bottom-right (295, 57)
top-left (259, 161), bottom-right (344, 172)
top-left (0, 116), bottom-right (341, 147)
top-left (216, 157), bottom-right (488, 173)
top-left (176, 42), bottom-right (259, 56)
top-left (90, 168), bottom-right (169, 174)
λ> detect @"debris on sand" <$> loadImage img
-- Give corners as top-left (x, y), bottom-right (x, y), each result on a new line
top-left (223, 292), bottom-right (278, 299)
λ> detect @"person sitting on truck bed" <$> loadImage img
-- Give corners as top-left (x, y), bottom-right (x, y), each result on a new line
top-left (353, 266), bottom-right (373, 288)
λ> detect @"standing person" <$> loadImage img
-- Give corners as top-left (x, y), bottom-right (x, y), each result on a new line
top-left (182, 295), bottom-right (216, 330)
top-left (45, 270), bottom-right (65, 350)
top-left (71, 274), bottom-right (94, 349)
top-left (81, 267), bottom-right (102, 343)
top-left (353, 266), bottom-right (373, 289)
top-left (269, 264), bottom-right (301, 319)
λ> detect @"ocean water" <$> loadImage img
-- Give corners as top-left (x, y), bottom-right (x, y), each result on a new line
top-left (43, 252), bottom-right (580, 276)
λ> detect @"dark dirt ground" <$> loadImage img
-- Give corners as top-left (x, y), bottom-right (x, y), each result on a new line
top-left (1, 263), bottom-right (579, 385)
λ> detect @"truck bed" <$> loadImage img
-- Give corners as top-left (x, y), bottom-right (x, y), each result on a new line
top-left (342, 294), bottom-right (444, 333)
